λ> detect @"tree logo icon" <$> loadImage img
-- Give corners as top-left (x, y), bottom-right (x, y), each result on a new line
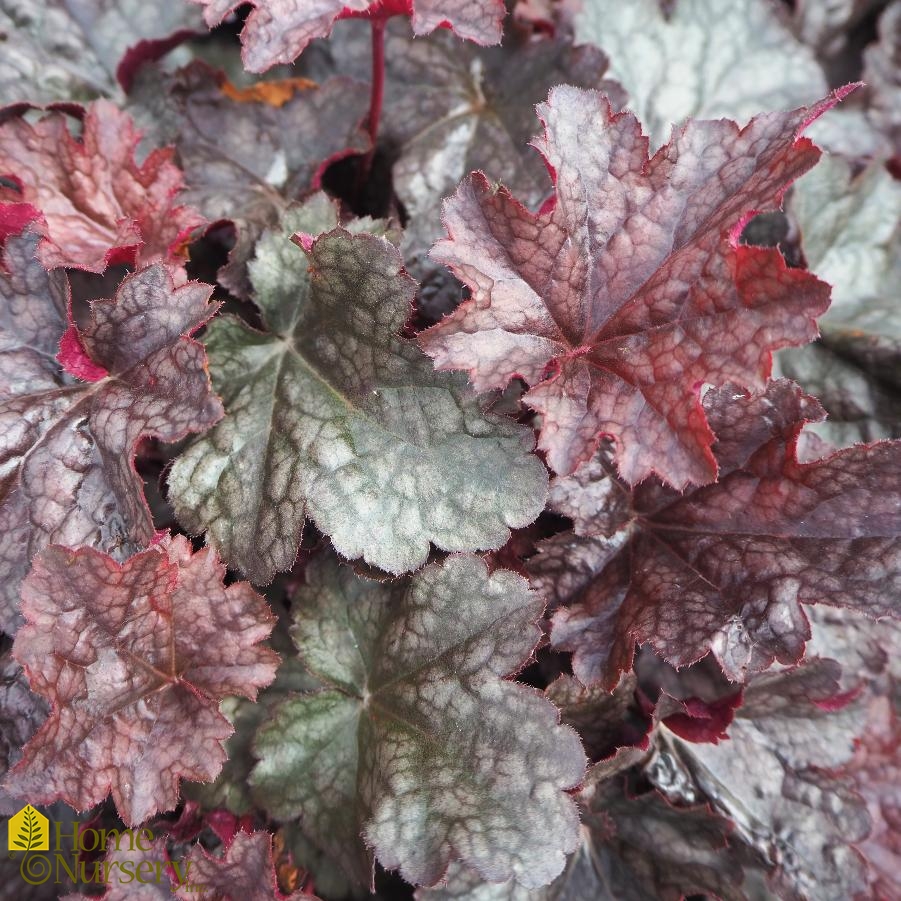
top-left (7, 805), bottom-right (48, 852)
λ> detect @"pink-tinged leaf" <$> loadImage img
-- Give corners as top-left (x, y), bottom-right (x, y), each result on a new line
top-left (420, 86), bottom-right (851, 487)
top-left (176, 830), bottom-right (314, 901)
top-left (0, 100), bottom-right (206, 273)
top-left (839, 695), bottom-right (901, 900)
top-left (3, 535), bottom-right (279, 826)
top-left (0, 229), bottom-right (223, 633)
top-left (193, 0), bottom-right (504, 72)
top-left (0, 203), bottom-right (41, 248)
top-left (547, 380), bottom-right (901, 686)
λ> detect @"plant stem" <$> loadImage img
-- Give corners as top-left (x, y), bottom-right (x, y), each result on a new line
top-left (368, 18), bottom-right (386, 147)
top-left (358, 18), bottom-right (386, 185)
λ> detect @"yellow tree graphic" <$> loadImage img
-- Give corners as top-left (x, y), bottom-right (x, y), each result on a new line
top-left (8, 805), bottom-right (48, 851)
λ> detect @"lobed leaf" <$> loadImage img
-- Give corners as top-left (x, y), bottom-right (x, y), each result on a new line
top-left (4, 535), bottom-right (279, 825)
top-left (191, 0), bottom-right (505, 73)
top-left (0, 101), bottom-right (206, 272)
top-left (421, 86), bottom-right (841, 487)
top-left (169, 195), bottom-right (547, 581)
top-left (251, 553), bottom-right (585, 889)
top-left (546, 380), bottom-right (901, 685)
top-left (0, 228), bottom-right (222, 632)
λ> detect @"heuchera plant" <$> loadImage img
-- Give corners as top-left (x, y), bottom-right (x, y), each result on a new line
top-left (0, 1), bottom-right (899, 899)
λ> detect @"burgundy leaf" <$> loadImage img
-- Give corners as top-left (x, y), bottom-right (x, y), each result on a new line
top-left (547, 673), bottom-right (651, 780)
top-left (548, 381), bottom-right (901, 685)
top-left (419, 85), bottom-right (851, 487)
top-left (0, 228), bottom-right (222, 633)
top-left (0, 100), bottom-right (206, 273)
top-left (654, 691), bottom-right (743, 745)
top-left (176, 830), bottom-right (313, 901)
top-left (193, 0), bottom-right (505, 72)
top-left (4, 535), bottom-right (279, 825)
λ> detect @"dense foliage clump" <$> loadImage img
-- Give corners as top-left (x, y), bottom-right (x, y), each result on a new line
top-left (1, 1), bottom-right (899, 899)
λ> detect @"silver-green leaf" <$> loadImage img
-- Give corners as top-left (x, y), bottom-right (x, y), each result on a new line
top-left (790, 154), bottom-right (901, 387)
top-left (168, 194), bottom-right (547, 582)
top-left (250, 553), bottom-right (586, 889)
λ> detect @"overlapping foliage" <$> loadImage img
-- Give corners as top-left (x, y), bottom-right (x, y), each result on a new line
top-left (0, 0), bottom-right (899, 899)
